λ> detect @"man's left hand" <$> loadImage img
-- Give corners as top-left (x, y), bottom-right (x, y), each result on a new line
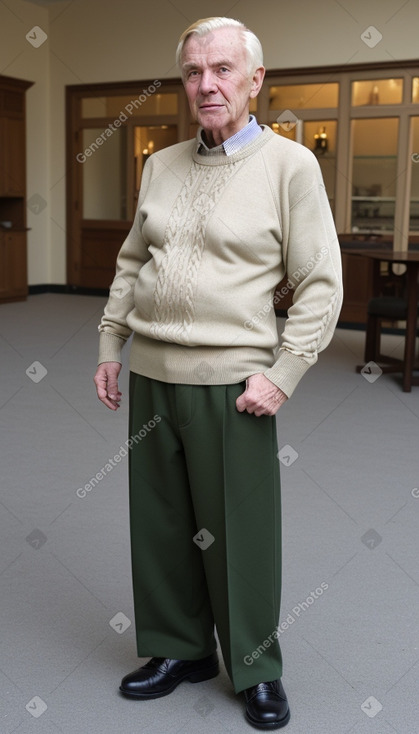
top-left (236, 373), bottom-right (288, 416)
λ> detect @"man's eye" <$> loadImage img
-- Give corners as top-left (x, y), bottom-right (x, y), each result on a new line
top-left (219, 67), bottom-right (229, 73)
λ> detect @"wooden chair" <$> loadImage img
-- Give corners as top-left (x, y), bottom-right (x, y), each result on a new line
top-left (364, 263), bottom-right (419, 365)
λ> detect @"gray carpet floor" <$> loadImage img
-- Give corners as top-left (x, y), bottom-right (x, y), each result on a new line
top-left (1, 293), bottom-right (418, 734)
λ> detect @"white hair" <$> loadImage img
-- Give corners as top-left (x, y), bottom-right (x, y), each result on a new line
top-left (176, 17), bottom-right (264, 75)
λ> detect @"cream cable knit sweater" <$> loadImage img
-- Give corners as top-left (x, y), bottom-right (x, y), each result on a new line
top-left (98, 126), bottom-right (343, 397)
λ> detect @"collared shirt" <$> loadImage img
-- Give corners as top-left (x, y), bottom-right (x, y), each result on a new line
top-left (197, 115), bottom-right (263, 156)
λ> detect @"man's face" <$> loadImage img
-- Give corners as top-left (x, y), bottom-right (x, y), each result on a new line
top-left (181, 26), bottom-right (265, 147)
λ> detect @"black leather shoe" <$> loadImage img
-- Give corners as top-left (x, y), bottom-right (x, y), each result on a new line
top-left (244, 680), bottom-right (290, 729)
top-left (119, 652), bottom-right (219, 699)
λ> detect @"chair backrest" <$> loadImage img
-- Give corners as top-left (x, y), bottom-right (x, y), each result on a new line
top-left (374, 262), bottom-right (407, 300)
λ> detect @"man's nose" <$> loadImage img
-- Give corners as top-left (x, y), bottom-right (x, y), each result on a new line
top-left (199, 69), bottom-right (217, 94)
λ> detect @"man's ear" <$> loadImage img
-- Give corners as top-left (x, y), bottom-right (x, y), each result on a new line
top-left (249, 66), bottom-right (265, 99)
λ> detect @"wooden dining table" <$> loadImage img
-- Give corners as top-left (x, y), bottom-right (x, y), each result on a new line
top-left (343, 248), bottom-right (419, 392)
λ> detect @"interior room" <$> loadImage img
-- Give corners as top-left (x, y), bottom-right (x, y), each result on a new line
top-left (1, 1), bottom-right (419, 732)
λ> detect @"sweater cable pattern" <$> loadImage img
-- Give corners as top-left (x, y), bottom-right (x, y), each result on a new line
top-left (149, 159), bottom-right (244, 343)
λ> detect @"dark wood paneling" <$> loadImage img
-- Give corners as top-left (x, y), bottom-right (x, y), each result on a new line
top-left (0, 118), bottom-right (26, 196)
top-left (80, 225), bottom-right (130, 289)
top-left (340, 253), bottom-right (372, 323)
top-left (0, 75), bottom-right (33, 303)
top-left (274, 277), bottom-right (294, 314)
top-left (0, 231), bottom-right (27, 301)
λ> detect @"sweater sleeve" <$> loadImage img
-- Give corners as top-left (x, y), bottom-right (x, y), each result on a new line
top-left (97, 158), bottom-right (154, 365)
top-left (264, 156), bottom-right (343, 397)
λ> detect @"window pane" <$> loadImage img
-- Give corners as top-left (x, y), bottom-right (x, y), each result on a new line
top-left (413, 78), bottom-right (419, 103)
top-left (351, 118), bottom-right (399, 232)
top-left (134, 125), bottom-right (178, 195)
top-left (304, 121), bottom-right (337, 213)
top-left (303, 121), bottom-right (336, 154)
top-left (409, 118), bottom-right (419, 231)
top-left (269, 83), bottom-right (338, 110)
top-left (351, 78), bottom-right (402, 106)
top-left (271, 120), bottom-right (297, 141)
top-left (82, 127), bottom-right (127, 220)
top-left (271, 120), bottom-right (337, 212)
top-left (81, 91), bottom-right (178, 118)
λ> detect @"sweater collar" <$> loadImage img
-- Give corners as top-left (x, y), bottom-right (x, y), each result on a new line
top-left (196, 115), bottom-right (263, 157)
top-left (192, 124), bottom-right (274, 166)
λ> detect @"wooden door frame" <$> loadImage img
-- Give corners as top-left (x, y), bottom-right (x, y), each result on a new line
top-left (65, 77), bottom-right (190, 288)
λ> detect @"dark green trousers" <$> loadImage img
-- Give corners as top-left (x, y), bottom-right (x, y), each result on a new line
top-left (128, 372), bottom-right (283, 693)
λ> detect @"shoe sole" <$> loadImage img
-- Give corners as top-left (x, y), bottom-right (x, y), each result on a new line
top-left (245, 707), bottom-right (291, 730)
top-left (119, 663), bottom-right (220, 700)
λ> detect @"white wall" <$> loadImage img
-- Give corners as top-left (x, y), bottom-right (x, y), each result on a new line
top-left (1, 0), bottom-right (419, 284)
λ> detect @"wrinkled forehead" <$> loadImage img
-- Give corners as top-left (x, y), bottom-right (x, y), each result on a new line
top-left (181, 26), bottom-right (246, 66)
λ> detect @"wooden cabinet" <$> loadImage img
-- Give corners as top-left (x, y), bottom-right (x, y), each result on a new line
top-left (0, 231), bottom-right (27, 300)
top-left (0, 75), bottom-right (33, 303)
top-left (0, 117), bottom-right (26, 196)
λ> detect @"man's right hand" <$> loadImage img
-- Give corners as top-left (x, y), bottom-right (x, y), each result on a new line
top-left (94, 362), bottom-right (122, 411)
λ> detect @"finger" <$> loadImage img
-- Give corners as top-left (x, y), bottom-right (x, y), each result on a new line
top-left (94, 376), bottom-right (121, 410)
top-left (236, 394), bottom-right (256, 412)
top-left (254, 407), bottom-right (273, 417)
top-left (100, 389), bottom-right (121, 410)
top-left (94, 376), bottom-right (108, 400)
top-left (235, 390), bottom-right (248, 412)
top-left (104, 399), bottom-right (120, 411)
top-left (107, 383), bottom-right (120, 400)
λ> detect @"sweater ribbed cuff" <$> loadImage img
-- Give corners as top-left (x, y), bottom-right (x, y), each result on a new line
top-left (264, 349), bottom-right (314, 398)
top-left (98, 332), bottom-right (126, 365)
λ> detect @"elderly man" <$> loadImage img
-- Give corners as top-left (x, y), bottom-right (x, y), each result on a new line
top-left (94, 16), bottom-right (342, 730)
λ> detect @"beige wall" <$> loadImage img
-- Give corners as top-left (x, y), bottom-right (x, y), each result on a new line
top-left (1, 0), bottom-right (419, 284)
top-left (0, 0), bottom-right (49, 284)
